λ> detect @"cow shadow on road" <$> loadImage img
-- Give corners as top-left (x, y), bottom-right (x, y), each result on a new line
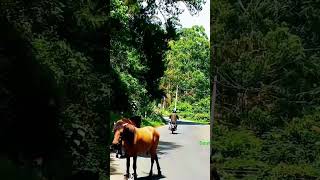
top-left (137, 175), bottom-right (166, 180)
top-left (171, 132), bottom-right (180, 134)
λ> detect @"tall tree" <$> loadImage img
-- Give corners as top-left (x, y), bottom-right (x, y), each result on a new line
top-left (161, 26), bottom-right (210, 104)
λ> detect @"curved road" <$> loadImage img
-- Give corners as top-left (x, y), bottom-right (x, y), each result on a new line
top-left (110, 118), bottom-right (210, 180)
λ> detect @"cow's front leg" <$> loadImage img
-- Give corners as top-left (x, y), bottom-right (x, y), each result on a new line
top-left (120, 147), bottom-right (126, 158)
top-left (132, 156), bottom-right (137, 180)
top-left (124, 156), bottom-right (130, 178)
top-left (118, 145), bottom-right (122, 157)
top-left (116, 145), bottom-right (122, 158)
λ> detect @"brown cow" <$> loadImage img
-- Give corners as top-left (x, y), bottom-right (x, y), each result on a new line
top-left (112, 122), bottom-right (161, 179)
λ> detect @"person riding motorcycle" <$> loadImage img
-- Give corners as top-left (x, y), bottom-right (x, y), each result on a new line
top-left (169, 109), bottom-right (179, 130)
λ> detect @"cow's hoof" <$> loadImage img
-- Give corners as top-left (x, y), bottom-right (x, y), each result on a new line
top-left (132, 173), bottom-right (137, 180)
top-left (149, 172), bottom-right (153, 177)
top-left (124, 173), bottom-right (130, 178)
top-left (158, 171), bottom-right (162, 176)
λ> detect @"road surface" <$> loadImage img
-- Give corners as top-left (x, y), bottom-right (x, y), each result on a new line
top-left (110, 118), bottom-right (210, 180)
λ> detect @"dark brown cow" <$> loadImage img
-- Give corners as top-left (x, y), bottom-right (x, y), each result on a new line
top-left (112, 122), bottom-right (161, 180)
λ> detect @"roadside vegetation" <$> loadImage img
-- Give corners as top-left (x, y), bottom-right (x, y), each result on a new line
top-left (211, 0), bottom-right (320, 179)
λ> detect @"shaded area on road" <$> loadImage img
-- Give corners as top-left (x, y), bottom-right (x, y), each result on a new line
top-left (157, 141), bottom-right (182, 156)
top-left (176, 120), bottom-right (207, 126)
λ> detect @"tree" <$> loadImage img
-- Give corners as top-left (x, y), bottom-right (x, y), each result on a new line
top-left (161, 26), bottom-right (210, 104)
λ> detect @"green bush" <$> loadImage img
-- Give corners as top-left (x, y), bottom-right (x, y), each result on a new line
top-left (165, 98), bottom-right (210, 122)
top-left (158, 108), bottom-right (171, 116)
top-left (242, 107), bottom-right (277, 134)
top-left (273, 111), bottom-right (320, 164)
top-left (212, 129), bottom-right (262, 159)
top-left (168, 101), bottom-right (193, 112)
top-left (193, 97), bottom-right (210, 114)
top-left (259, 110), bottom-right (320, 165)
top-left (191, 113), bottom-right (210, 121)
top-left (284, 112), bottom-right (320, 145)
top-left (221, 158), bottom-right (268, 179)
top-left (269, 163), bottom-right (320, 179)
top-left (223, 158), bottom-right (267, 169)
top-left (179, 111), bottom-right (193, 118)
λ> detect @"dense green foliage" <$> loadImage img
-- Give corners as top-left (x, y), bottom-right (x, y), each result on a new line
top-left (211, 0), bottom-right (320, 179)
top-left (110, 0), bottom-right (206, 117)
top-left (1, 0), bottom-right (110, 179)
top-left (160, 26), bottom-right (210, 122)
top-left (0, 0), bottom-right (206, 179)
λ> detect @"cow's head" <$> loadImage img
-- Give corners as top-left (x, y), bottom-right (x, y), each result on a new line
top-left (111, 122), bottom-right (125, 151)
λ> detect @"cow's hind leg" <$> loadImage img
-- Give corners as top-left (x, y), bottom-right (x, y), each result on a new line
top-left (151, 131), bottom-right (161, 176)
top-left (149, 156), bottom-right (155, 177)
top-left (132, 156), bottom-right (137, 180)
top-left (155, 154), bottom-right (161, 176)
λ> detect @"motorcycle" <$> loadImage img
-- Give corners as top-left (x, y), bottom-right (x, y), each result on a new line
top-left (168, 121), bottom-right (177, 134)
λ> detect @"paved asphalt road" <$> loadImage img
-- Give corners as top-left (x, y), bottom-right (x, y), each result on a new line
top-left (110, 117), bottom-right (210, 180)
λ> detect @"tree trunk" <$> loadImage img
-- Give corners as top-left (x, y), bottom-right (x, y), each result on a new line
top-left (210, 75), bottom-right (217, 163)
top-left (211, 78), bottom-right (220, 180)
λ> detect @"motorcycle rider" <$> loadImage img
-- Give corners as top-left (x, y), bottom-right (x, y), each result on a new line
top-left (169, 108), bottom-right (179, 130)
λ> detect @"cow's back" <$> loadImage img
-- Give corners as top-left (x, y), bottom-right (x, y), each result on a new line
top-left (125, 126), bottom-right (159, 156)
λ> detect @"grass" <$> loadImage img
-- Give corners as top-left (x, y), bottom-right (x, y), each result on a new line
top-left (142, 118), bottom-right (165, 127)
top-left (110, 110), bottom-right (210, 129)
top-left (156, 108), bottom-right (210, 124)
top-left (184, 119), bottom-right (210, 125)
top-left (163, 112), bottom-right (209, 125)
